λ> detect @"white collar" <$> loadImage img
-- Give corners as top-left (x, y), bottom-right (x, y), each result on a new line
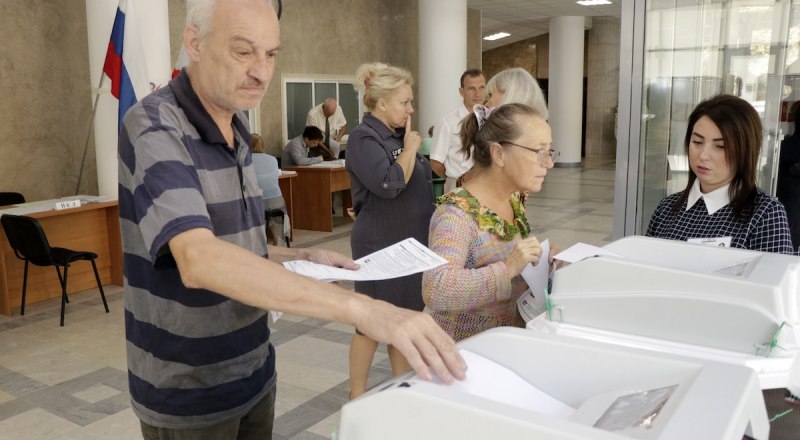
top-left (458, 104), bottom-right (471, 117)
top-left (686, 179), bottom-right (730, 215)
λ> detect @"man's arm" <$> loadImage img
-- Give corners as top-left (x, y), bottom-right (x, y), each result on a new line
top-left (326, 140), bottom-right (341, 159)
top-left (170, 228), bottom-right (466, 382)
top-left (429, 120), bottom-right (450, 178)
top-left (316, 141), bottom-right (338, 160)
top-left (430, 160), bottom-right (446, 178)
top-left (306, 106), bottom-right (317, 127)
top-left (335, 107), bottom-right (347, 142)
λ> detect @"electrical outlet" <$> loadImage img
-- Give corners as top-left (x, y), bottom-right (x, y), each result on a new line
top-left (54, 200), bottom-right (81, 210)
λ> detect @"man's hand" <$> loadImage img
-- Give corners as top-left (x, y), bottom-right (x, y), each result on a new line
top-left (306, 248), bottom-right (359, 270)
top-left (354, 299), bottom-right (467, 383)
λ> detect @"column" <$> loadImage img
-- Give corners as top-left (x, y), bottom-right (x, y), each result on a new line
top-left (549, 16), bottom-right (585, 167)
top-left (85, 0), bottom-right (171, 196)
top-left (418, 0), bottom-right (467, 136)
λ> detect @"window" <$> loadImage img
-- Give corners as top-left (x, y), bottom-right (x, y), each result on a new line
top-left (282, 76), bottom-right (362, 143)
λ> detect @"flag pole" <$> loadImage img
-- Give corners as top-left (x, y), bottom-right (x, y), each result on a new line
top-left (75, 70), bottom-right (107, 196)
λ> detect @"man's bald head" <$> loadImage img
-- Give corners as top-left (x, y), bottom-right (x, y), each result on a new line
top-left (323, 98), bottom-right (337, 117)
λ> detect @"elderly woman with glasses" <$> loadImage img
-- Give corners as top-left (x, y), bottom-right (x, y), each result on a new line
top-left (422, 103), bottom-right (556, 341)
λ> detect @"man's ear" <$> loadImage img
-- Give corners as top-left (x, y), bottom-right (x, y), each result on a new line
top-left (184, 26), bottom-right (202, 62)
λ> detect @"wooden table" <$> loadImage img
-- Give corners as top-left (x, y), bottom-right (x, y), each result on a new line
top-left (278, 171), bottom-right (296, 241)
top-left (282, 165), bottom-right (352, 232)
top-left (0, 200), bottom-right (122, 316)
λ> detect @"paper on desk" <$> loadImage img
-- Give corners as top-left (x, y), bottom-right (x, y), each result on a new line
top-left (308, 159), bottom-right (345, 168)
top-left (427, 349), bottom-right (575, 418)
top-left (553, 242), bottom-right (620, 264)
top-left (283, 237), bottom-right (447, 281)
top-left (517, 239), bottom-right (551, 322)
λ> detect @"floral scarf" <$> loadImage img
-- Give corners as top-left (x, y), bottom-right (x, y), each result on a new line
top-left (438, 188), bottom-right (530, 240)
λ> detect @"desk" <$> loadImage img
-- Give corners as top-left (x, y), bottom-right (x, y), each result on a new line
top-left (278, 171), bottom-right (296, 241)
top-left (283, 165), bottom-right (352, 232)
top-left (0, 199), bottom-right (122, 316)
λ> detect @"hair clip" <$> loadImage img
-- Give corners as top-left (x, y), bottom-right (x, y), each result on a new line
top-left (473, 104), bottom-right (494, 130)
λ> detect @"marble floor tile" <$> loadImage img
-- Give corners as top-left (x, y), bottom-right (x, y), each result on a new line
top-left (307, 411), bottom-right (342, 438)
top-left (274, 383), bottom-right (322, 418)
top-left (0, 390), bottom-right (13, 405)
top-left (52, 408), bottom-right (142, 440)
top-left (557, 214), bottom-right (615, 233)
top-left (0, 408), bottom-right (80, 440)
top-left (275, 336), bottom-right (353, 374)
top-left (0, 345), bottom-right (104, 387)
top-left (71, 384), bottom-right (121, 404)
top-left (274, 360), bottom-right (349, 395)
top-left (544, 228), bottom-right (613, 249)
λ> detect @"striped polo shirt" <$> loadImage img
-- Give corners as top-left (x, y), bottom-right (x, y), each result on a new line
top-left (118, 70), bottom-right (274, 428)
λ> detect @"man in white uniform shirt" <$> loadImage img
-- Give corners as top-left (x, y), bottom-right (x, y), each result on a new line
top-left (307, 98), bottom-right (347, 156)
top-left (429, 69), bottom-right (486, 193)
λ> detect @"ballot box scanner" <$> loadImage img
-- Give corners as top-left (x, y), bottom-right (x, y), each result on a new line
top-left (338, 327), bottom-right (768, 440)
top-left (527, 236), bottom-right (800, 389)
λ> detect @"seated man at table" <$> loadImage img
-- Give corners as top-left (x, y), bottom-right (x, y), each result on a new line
top-left (282, 126), bottom-right (334, 166)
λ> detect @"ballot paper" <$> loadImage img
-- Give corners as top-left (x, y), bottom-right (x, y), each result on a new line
top-left (283, 237), bottom-right (447, 282)
top-left (517, 239), bottom-right (551, 322)
top-left (553, 242), bottom-right (620, 264)
top-left (426, 349), bottom-right (575, 418)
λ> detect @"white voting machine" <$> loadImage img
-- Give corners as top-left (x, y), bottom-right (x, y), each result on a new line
top-left (338, 327), bottom-right (768, 440)
top-left (528, 236), bottom-right (800, 389)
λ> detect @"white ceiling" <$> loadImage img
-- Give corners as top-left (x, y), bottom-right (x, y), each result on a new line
top-left (468, 0), bottom-right (622, 51)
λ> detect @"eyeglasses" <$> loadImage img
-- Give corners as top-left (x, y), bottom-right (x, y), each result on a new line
top-left (502, 142), bottom-right (559, 163)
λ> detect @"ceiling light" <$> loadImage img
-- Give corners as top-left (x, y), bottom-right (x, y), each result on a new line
top-left (483, 32), bottom-right (510, 41)
top-left (577, 0), bottom-right (612, 5)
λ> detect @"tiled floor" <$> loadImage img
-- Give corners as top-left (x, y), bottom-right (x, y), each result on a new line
top-left (0, 159), bottom-right (796, 439)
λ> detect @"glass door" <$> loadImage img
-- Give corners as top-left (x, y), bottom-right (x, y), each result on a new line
top-left (626, 0), bottom-right (794, 234)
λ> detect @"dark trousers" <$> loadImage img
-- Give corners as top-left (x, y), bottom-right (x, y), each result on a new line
top-left (140, 387), bottom-right (276, 440)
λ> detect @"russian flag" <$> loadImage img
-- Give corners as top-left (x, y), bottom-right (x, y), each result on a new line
top-left (102, 0), bottom-right (151, 133)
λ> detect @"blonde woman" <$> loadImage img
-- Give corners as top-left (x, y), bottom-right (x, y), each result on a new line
top-left (485, 67), bottom-right (549, 118)
top-left (346, 62), bottom-right (435, 398)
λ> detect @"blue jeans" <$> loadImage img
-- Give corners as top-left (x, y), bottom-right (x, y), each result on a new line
top-left (139, 386), bottom-right (276, 440)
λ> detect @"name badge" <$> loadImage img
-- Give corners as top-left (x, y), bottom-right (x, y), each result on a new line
top-left (687, 236), bottom-right (732, 247)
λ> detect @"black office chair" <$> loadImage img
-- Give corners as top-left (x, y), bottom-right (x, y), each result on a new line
top-left (0, 214), bottom-right (109, 326)
top-left (0, 192), bottom-right (25, 206)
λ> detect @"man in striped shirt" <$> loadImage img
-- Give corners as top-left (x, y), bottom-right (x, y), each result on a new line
top-left (118, 0), bottom-right (465, 438)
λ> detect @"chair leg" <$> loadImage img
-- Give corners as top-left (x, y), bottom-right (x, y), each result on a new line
top-left (59, 265), bottom-right (69, 326)
top-left (55, 266), bottom-right (69, 304)
top-left (20, 261), bottom-right (29, 316)
top-left (90, 259), bottom-right (109, 313)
